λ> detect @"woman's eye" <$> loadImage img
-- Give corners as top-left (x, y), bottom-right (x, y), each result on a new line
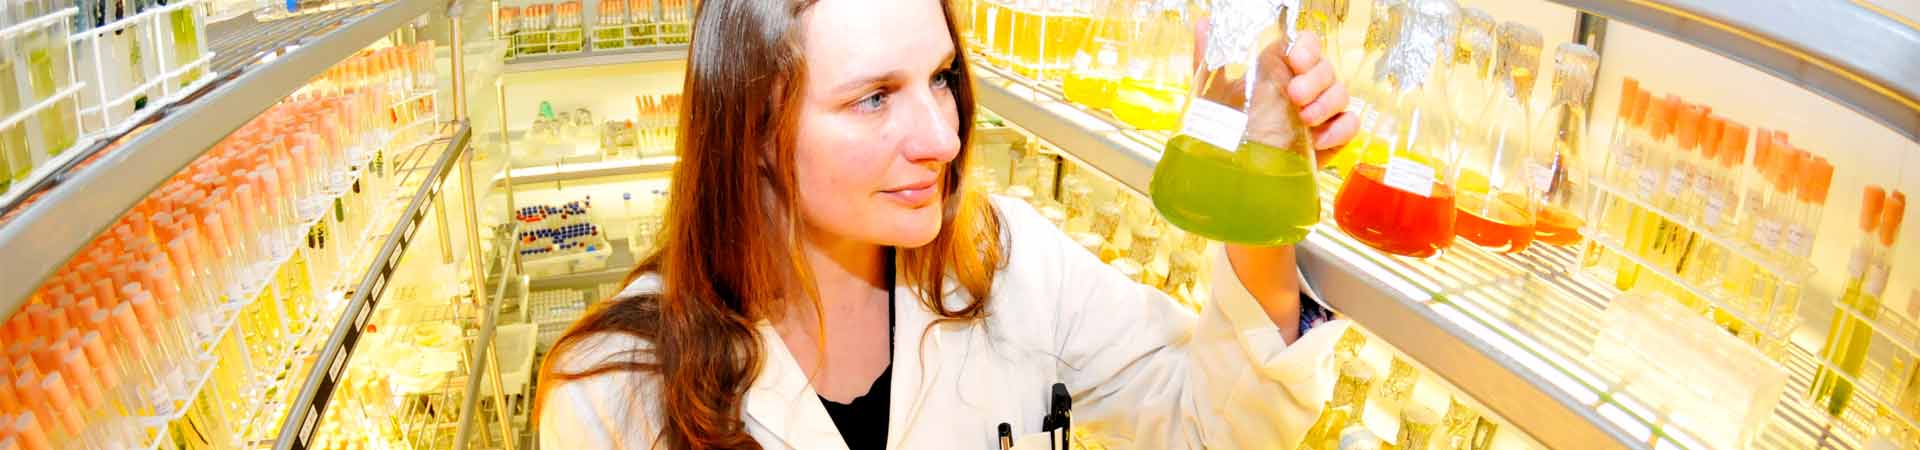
top-left (854, 91), bottom-right (888, 112)
top-left (932, 69), bottom-right (954, 90)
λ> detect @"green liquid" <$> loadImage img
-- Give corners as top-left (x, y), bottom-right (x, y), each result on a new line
top-left (1151, 135), bottom-right (1320, 246)
top-left (28, 33), bottom-right (78, 156)
top-left (169, 7), bottom-right (203, 86)
top-left (2, 56), bottom-right (31, 183)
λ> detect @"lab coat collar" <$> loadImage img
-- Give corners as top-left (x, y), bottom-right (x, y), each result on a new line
top-left (741, 270), bottom-right (961, 450)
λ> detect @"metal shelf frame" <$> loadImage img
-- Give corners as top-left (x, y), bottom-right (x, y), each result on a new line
top-left (1551, 0), bottom-right (1920, 143)
top-left (273, 122), bottom-right (474, 450)
top-left (501, 43), bottom-right (688, 73)
top-left (0, 0), bottom-right (442, 320)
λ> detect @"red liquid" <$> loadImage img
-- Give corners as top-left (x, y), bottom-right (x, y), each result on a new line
top-left (1333, 164), bottom-right (1456, 258)
top-left (1534, 204), bottom-right (1585, 246)
top-left (1455, 193), bottom-right (1534, 253)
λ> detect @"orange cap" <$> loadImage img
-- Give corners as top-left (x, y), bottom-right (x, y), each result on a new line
top-left (1628, 88), bottom-right (1651, 129)
top-left (55, 352), bottom-right (100, 410)
top-left (1645, 96), bottom-right (1675, 140)
top-left (76, 332), bottom-right (117, 389)
top-left (1799, 157), bottom-right (1834, 205)
top-left (1862, 186), bottom-right (1886, 233)
top-left (1618, 78), bottom-right (1640, 119)
top-left (1674, 101), bottom-right (1704, 152)
top-left (1701, 117), bottom-right (1725, 158)
top-left (1880, 191), bottom-right (1906, 246)
top-left (1718, 123), bottom-right (1750, 168)
top-left (12, 412), bottom-right (53, 450)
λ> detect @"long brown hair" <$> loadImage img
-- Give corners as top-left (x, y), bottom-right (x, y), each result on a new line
top-left (533, 0), bottom-right (1002, 447)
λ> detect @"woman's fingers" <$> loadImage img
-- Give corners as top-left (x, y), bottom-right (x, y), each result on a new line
top-left (1290, 61), bottom-right (1340, 123)
top-left (1312, 111), bottom-right (1359, 153)
top-left (1286, 32), bottom-right (1324, 73)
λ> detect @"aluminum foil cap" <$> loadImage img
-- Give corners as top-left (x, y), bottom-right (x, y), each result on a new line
top-left (1551, 42), bottom-right (1601, 108)
top-left (1360, 0), bottom-right (1403, 51)
top-left (1494, 21), bottom-right (1542, 101)
top-left (1454, 8), bottom-right (1496, 72)
top-left (1379, 0), bottom-right (1460, 91)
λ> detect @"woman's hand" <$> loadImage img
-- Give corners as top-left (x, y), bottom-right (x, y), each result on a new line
top-left (1223, 31), bottom-right (1353, 342)
top-left (1285, 32), bottom-right (1358, 162)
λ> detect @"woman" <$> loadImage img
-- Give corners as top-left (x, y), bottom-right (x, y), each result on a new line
top-left (535, 0), bottom-right (1359, 448)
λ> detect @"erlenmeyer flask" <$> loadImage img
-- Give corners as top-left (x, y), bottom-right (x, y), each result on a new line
top-left (1294, 0), bottom-right (1348, 69)
top-left (1150, 0), bottom-right (1320, 245)
top-left (1453, 21), bottom-right (1540, 254)
top-left (1323, 0), bottom-right (1401, 176)
top-left (1445, 7), bottom-right (1496, 132)
top-left (1530, 42), bottom-right (1599, 246)
top-left (1109, 0), bottom-right (1196, 130)
top-left (1330, 0), bottom-right (1461, 258)
top-left (1064, 0), bottom-right (1139, 110)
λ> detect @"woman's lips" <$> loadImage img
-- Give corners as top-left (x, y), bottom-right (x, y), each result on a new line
top-left (881, 180), bottom-right (937, 207)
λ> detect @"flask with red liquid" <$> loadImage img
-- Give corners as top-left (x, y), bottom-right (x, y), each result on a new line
top-left (1331, 0), bottom-right (1463, 258)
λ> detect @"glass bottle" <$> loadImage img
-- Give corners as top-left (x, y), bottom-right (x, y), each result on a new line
top-left (165, 0), bottom-right (204, 87)
top-left (1063, 0), bottom-right (1132, 109)
top-left (1294, 0), bottom-right (1347, 72)
top-left (1298, 360), bottom-right (1377, 450)
top-left (1445, 7), bottom-right (1495, 133)
top-left (1009, 0), bottom-right (1044, 77)
top-left (1150, 0), bottom-right (1319, 245)
top-left (1529, 42), bottom-right (1598, 247)
top-left (984, 0), bottom-right (1016, 67)
top-left (3, 40), bottom-right (30, 185)
top-left (1453, 21), bottom-right (1538, 254)
top-left (1330, 0), bottom-right (1461, 259)
top-left (1109, 0), bottom-right (1194, 130)
top-left (1324, 0), bottom-right (1401, 176)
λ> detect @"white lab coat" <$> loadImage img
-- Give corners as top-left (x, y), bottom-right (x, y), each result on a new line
top-left (538, 196), bottom-right (1349, 449)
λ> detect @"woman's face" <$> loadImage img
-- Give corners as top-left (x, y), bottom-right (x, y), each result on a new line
top-left (793, 0), bottom-right (962, 248)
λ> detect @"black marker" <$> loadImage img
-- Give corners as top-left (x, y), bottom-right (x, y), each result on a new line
top-left (998, 423), bottom-right (1013, 450)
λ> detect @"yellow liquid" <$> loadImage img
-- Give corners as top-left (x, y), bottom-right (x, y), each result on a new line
top-left (970, 0), bottom-right (992, 49)
top-left (989, 2), bottom-right (1014, 65)
top-left (1327, 130), bottom-right (1381, 177)
top-left (1041, 14), bottom-right (1088, 80)
top-left (169, 7), bottom-right (203, 86)
top-left (1062, 71), bottom-right (1117, 109)
top-left (1, 57), bottom-right (29, 183)
top-left (1010, 8), bottom-right (1042, 76)
top-left (1110, 78), bottom-right (1183, 130)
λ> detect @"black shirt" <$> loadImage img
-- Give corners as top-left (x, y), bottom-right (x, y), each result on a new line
top-left (818, 257), bottom-right (895, 450)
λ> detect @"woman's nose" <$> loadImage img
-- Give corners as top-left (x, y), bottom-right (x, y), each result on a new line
top-left (899, 87), bottom-right (961, 164)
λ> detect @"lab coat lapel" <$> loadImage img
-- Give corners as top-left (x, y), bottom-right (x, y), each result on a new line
top-left (886, 274), bottom-right (963, 449)
top-left (743, 320), bottom-right (850, 450)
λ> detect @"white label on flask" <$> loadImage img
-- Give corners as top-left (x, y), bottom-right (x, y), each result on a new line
top-left (1361, 106), bottom-right (1382, 129)
top-left (1865, 265), bottom-right (1890, 297)
top-left (1382, 157), bottom-right (1437, 198)
top-left (1097, 47), bottom-right (1119, 67)
top-left (1529, 163), bottom-right (1556, 194)
top-left (1179, 99), bottom-right (1250, 152)
top-left (1073, 52), bottom-right (1092, 69)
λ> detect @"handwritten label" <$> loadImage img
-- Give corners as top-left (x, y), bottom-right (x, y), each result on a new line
top-left (1784, 225), bottom-right (1809, 257)
top-left (1382, 157), bottom-right (1437, 198)
top-left (1179, 99), bottom-right (1249, 152)
top-left (1634, 169), bottom-right (1659, 198)
top-left (1754, 220), bottom-right (1781, 247)
top-left (1848, 247), bottom-right (1869, 277)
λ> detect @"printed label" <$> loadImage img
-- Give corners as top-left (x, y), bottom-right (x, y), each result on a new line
top-left (1179, 99), bottom-right (1250, 152)
top-left (1848, 248), bottom-right (1869, 277)
top-left (1097, 47), bottom-right (1119, 67)
top-left (1529, 164), bottom-right (1555, 195)
top-left (1784, 225), bottom-right (1809, 257)
top-left (1754, 220), bottom-right (1781, 247)
top-left (1634, 169), bottom-right (1660, 197)
top-left (1382, 157), bottom-right (1437, 198)
top-left (1865, 265), bottom-right (1890, 297)
top-left (1692, 174), bottom-right (1711, 198)
top-left (1704, 196), bottom-right (1729, 227)
top-left (1665, 168), bottom-right (1689, 196)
